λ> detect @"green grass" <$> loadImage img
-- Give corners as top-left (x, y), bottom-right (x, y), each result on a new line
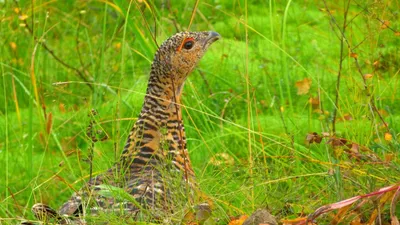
top-left (1, 0), bottom-right (399, 224)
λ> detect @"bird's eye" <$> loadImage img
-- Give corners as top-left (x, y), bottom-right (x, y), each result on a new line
top-left (183, 40), bottom-right (194, 50)
top-left (177, 37), bottom-right (195, 52)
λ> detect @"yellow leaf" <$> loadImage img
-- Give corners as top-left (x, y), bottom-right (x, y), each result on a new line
top-left (363, 74), bottom-right (373, 79)
top-left (19, 14), bottom-right (28, 20)
top-left (10, 42), bottom-right (17, 50)
top-left (295, 78), bottom-right (312, 95)
top-left (14, 8), bottom-right (20, 14)
top-left (114, 42), bottom-right (121, 50)
top-left (384, 133), bottom-right (392, 141)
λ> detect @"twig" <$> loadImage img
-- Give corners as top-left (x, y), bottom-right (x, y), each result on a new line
top-left (134, 0), bottom-right (159, 48)
top-left (86, 109), bottom-right (97, 182)
top-left (197, 69), bottom-right (213, 95)
top-left (324, 0), bottom-right (350, 134)
top-left (166, 0), bottom-right (181, 32)
top-left (7, 187), bottom-right (24, 217)
top-left (322, 0), bottom-right (390, 134)
top-left (75, 13), bottom-right (88, 78)
top-left (13, 0), bottom-right (93, 91)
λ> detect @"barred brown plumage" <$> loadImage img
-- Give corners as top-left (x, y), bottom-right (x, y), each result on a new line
top-left (29, 31), bottom-right (220, 224)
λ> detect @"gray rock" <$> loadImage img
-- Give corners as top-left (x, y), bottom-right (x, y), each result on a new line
top-left (243, 209), bottom-right (278, 225)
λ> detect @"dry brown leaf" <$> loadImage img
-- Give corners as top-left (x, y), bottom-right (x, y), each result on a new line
top-left (349, 214), bottom-right (364, 225)
top-left (281, 217), bottom-right (317, 225)
top-left (395, 32), bottom-right (400, 36)
top-left (228, 215), bottom-right (248, 225)
top-left (343, 114), bottom-right (353, 121)
top-left (46, 112), bottom-right (53, 134)
top-left (308, 184), bottom-right (400, 224)
top-left (59, 103), bottom-right (66, 113)
top-left (384, 153), bottom-right (395, 162)
top-left (308, 97), bottom-right (320, 108)
top-left (363, 74), bottom-right (373, 79)
top-left (381, 20), bottom-right (390, 29)
top-left (295, 78), bottom-right (312, 95)
top-left (305, 132), bottom-right (323, 145)
top-left (328, 137), bottom-right (348, 148)
top-left (350, 52), bottom-right (358, 58)
top-left (337, 113), bottom-right (353, 122)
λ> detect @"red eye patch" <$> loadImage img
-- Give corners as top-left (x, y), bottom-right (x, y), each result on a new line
top-left (177, 37), bottom-right (195, 52)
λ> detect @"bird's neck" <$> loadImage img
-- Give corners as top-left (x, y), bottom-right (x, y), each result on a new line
top-left (121, 73), bottom-right (194, 178)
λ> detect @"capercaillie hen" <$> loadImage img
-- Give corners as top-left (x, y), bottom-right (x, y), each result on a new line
top-left (30, 31), bottom-right (220, 224)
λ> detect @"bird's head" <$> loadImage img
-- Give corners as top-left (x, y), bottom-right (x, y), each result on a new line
top-left (150, 31), bottom-right (220, 89)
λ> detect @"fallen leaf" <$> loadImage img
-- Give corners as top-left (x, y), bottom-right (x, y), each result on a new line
top-left (322, 132), bottom-right (330, 137)
top-left (19, 14), bottom-right (28, 20)
top-left (395, 32), bottom-right (400, 36)
top-left (384, 133), bottom-right (392, 141)
top-left (337, 113), bottom-right (353, 122)
top-left (59, 103), bottom-right (66, 113)
top-left (307, 184), bottom-right (400, 223)
top-left (328, 137), bottom-right (348, 148)
top-left (363, 74), bottom-right (373, 79)
top-left (295, 78), bottom-right (312, 95)
top-left (114, 42), bottom-right (121, 50)
top-left (384, 153), bottom-right (395, 162)
top-left (350, 52), bottom-right (358, 58)
top-left (10, 42), bottom-right (17, 51)
top-left (349, 213), bottom-right (364, 225)
top-left (228, 215), bottom-right (248, 225)
top-left (308, 97), bottom-right (320, 108)
top-left (281, 217), bottom-right (317, 225)
top-left (381, 20), bottom-right (390, 29)
top-left (344, 114), bottom-right (353, 121)
top-left (377, 109), bottom-right (388, 117)
top-left (305, 132), bottom-right (323, 145)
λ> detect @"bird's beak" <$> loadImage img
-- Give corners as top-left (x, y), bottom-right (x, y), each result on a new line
top-left (203, 31), bottom-right (221, 48)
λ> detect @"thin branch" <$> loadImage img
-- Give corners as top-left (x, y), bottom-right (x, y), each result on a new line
top-left (134, 1), bottom-right (159, 48)
top-left (197, 69), bottom-right (213, 95)
top-left (323, 0), bottom-right (389, 134)
top-left (166, 0), bottom-right (181, 32)
top-left (13, 0), bottom-right (93, 91)
top-left (324, 0), bottom-right (350, 134)
top-left (75, 13), bottom-right (88, 77)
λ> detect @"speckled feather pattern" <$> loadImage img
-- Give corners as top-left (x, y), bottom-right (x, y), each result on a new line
top-left (30, 31), bottom-right (219, 224)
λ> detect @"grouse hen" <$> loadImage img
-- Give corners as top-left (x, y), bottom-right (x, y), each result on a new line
top-left (30, 31), bottom-right (220, 224)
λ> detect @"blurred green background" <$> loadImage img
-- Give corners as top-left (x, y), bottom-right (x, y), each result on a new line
top-left (1, 0), bottom-right (399, 224)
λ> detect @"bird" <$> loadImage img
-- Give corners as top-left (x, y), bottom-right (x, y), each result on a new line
top-left (29, 31), bottom-right (220, 224)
